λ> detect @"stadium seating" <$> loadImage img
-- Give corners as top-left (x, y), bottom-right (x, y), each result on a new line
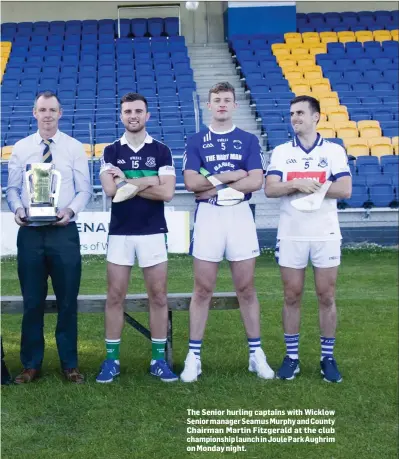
top-left (0, 19), bottom-right (192, 193)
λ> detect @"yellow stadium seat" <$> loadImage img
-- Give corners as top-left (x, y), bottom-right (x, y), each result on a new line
top-left (296, 57), bottom-right (316, 68)
top-left (302, 32), bottom-right (319, 40)
top-left (317, 127), bottom-right (336, 138)
top-left (285, 70), bottom-right (303, 80)
top-left (391, 30), bottom-right (398, 41)
top-left (333, 121), bottom-right (357, 130)
top-left (391, 136), bottom-right (399, 147)
top-left (347, 144), bottom-right (370, 157)
top-left (394, 145), bottom-right (399, 155)
top-left (343, 138), bottom-right (369, 149)
top-left (319, 32), bottom-right (337, 39)
top-left (337, 127), bottom-right (359, 139)
top-left (317, 121), bottom-right (335, 130)
top-left (320, 36), bottom-right (338, 44)
top-left (357, 120), bottom-right (380, 130)
top-left (304, 68), bottom-right (323, 80)
top-left (303, 36), bottom-right (321, 45)
top-left (285, 36), bottom-right (302, 45)
top-left (320, 97), bottom-right (339, 109)
top-left (1, 146), bottom-right (13, 159)
top-left (373, 30), bottom-right (392, 41)
top-left (360, 126), bottom-right (382, 138)
top-left (285, 32), bottom-right (302, 41)
top-left (355, 31), bottom-right (373, 40)
top-left (274, 49), bottom-right (291, 59)
top-left (324, 104), bottom-right (347, 115)
top-left (371, 144), bottom-right (394, 157)
top-left (94, 143), bottom-right (110, 157)
top-left (82, 144), bottom-right (93, 157)
top-left (337, 31), bottom-right (355, 38)
top-left (281, 61), bottom-right (299, 73)
top-left (320, 112), bottom-right (327, 122)
top-left (308, 45), bottom-right (327, 56)
top-left (291, 83), bottom-right (311, 95)
top-left (1, 41), bottom-right (12, 50)
top-left (355, 35), bottom-right (373, 44)
top-left (272, 43), bottom-right (289, 52)
top-left (367, 137), bottom-right (392, 147)
top-left (339, 36), bottom-right (357, 44)
top-left (291, 47), bottom-right (309, 57)
top-left (328, 111), bottom-right (349, 123)
top-left (310, 77), bottom-right (330, 86)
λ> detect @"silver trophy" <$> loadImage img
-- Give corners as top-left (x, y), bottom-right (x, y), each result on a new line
top-left (25, 163), bottom-right (62, 222)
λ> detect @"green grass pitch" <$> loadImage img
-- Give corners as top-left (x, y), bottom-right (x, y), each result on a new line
top-left (1, 249), bottom-right (398, 459)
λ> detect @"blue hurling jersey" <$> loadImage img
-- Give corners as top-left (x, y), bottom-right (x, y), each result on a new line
top-left (183, 126), bottom-right (266, 205)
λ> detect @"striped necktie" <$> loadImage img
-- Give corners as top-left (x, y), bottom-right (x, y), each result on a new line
top-left (42, 138), bottom-right (53, 163)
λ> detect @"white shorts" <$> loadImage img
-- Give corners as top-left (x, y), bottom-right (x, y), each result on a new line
top-left (107, 234), bottom-right (168, 268)
top-left (191, 201), bottom-right (260, 263)
top-left (275, 239), bottom-right (341, 269)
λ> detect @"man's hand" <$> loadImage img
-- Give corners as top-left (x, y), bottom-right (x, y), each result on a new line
top-left (195, 188), bottom-right (217, 200)
top-left (53, 208), bottom-right (74, 227)
top-left (15, 207), bottom-right (28, 226)
top-left (107, 166), bottom-right (126, 180)
top-left (293, 179), bottom-right (323, 194)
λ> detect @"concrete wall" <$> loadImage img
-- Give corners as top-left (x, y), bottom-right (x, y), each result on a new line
top-left (1, 1), bottom-right (225, 43)
top-left (297, 1), bottom-right (398, 13)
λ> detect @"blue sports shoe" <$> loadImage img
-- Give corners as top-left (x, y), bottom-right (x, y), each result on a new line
top-left (150, 359), bottom-right (178, 382)
top-left (96, 359), bottom-right (120, 383)
top-left (276, 356), bottom-right (300, 380)
top-left (320, 357), bottom-right (342, 383)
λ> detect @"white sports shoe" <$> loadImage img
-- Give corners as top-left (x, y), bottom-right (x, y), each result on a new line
top-left (248, 348), bottom-right (275, 379)
top-left (180, 351), bottom-right (202, 382)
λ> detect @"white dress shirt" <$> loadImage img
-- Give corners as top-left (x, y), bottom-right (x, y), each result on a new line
top-left (6, 130), bottom-right (92, 222)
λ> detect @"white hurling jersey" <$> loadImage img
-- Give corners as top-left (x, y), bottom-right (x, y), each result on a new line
top-left (266, 134), bottom-right (351, 241)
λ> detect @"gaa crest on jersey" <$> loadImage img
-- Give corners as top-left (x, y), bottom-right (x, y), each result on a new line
top-left (318, 157), bottom-right (328, 168)
top-left (233, 140), bottom-right (242, 150)
top-left (145, 157), bottom-right (156, 167)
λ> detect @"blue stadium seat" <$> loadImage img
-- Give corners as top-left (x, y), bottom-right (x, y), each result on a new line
top-left (327, 42), bottom-right (345, 56)
top-left (117, 18), bottom-right (131, 38)
top-left (345, 184), bottom-right (368, 207)
top-left (164, 17), bottom-right (179, 37)
top-left (131, 18), bottom-right (147, 37)
top-left (369, 184), bottom-right (394, 207)
top-left (148, 18), bottom-right (164, 37)
top-left (65, 20), bottom-right (82, 35)
top-left (366, 174), bottom-right (393, 187)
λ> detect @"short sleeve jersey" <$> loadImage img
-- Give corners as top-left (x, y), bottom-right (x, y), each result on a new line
top-left (183, 126), bottom-right (266, 205)
top-left (100, 133), bottom-right (175, 236)
top-left (266, 134), bottom-right (351, 241)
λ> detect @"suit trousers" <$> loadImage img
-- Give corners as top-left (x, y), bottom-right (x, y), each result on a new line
top-left (17, 223), bottom-right (81, 369)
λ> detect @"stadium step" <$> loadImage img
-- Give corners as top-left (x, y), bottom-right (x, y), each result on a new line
top-left (188, 43), bottom-right (266, 150)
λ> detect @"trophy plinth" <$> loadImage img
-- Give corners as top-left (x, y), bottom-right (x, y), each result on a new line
top-left (25, 163), bottom-right (62, 223)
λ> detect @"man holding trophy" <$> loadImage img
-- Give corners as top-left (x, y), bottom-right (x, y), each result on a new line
top-left (6, 91), bottom-right (92, 384)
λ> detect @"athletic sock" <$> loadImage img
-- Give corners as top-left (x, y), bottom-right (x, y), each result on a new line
top-left (189, 339), bottom-right (202, 360)
top-left (320, 336), bottom-right (335, 361)
top-left (284, 333), bottom-right (300, 360)
top-left (248, 337), bottom-right (261, 354)
top-left (105, 339), bottom-right (121, 363)
top-left (151, 338), bottom-right (167, 361)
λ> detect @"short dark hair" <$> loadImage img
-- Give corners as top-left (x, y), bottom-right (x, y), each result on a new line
top-left (290, 95), bottom-right (320, 114)
top-left (34, 91), bottom-right (62, 109)
top-left (208, 82), bottom-right (236, 101)
top-left (120, 92), bottom-right (148, 112)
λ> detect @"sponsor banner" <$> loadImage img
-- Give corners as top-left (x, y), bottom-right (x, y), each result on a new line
top-left (1, 209), bottom-right (190, 256)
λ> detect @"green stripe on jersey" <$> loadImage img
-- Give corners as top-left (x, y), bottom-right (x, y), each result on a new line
top-left (125, 170), bottom-right (158, 179)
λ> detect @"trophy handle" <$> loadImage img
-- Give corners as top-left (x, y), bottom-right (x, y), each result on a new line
top-left (25, 170), bottom-right (33, 203)
top-left (51, 170), bottom-right (62, 207)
